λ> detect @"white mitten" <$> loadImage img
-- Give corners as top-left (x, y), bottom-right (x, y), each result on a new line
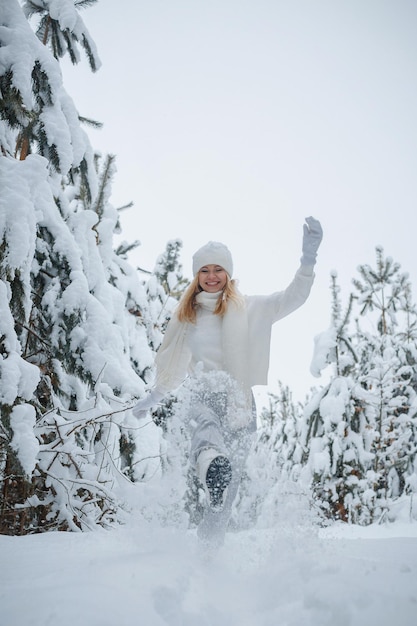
top-left (301, 216), bottom-right (323, 266)
top-left (132, 390), bottom-right (165, 418)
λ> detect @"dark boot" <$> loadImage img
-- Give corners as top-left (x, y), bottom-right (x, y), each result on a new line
top-left (205, 456), bottom-right (232, 511)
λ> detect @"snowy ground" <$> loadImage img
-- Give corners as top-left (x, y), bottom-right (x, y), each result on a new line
top-left (2, 496), bottom-right (417, 626)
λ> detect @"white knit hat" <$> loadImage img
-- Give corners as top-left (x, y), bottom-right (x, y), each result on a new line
top-left (192, 241), bottom-right (233, 277)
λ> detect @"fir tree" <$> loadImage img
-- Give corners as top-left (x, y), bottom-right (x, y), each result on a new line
top-left (23, 0), bottom-right (100, 71)
top-left (144, 238), bottom-right (189, 350)
top-left (301, 250), bottom-right (417, 524)
top-left (299, 271), bottom-right (373, 523)
top-left (353, 247), bottom-right (417, 522)
top-left (0, 0), bottom-right (158, 533)
top-left (140, 242), bottom-right (193, 522)
top-left (235, 384), bottom-right (306, 530)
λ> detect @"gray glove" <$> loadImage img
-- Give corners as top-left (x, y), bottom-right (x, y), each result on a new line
top-left (132, 389), bottom-right (165, 418)
top-left (301, 216), bottom-right (323, 265)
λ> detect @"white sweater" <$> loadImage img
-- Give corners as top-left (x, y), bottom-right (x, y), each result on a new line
top-left (244, 265), bottom-right (314, 385)
top-left (154, 265), bottom-right (315, 393)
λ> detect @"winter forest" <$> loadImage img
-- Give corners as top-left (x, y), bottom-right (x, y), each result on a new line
top-left (1, 0), bottom-right (417, 540)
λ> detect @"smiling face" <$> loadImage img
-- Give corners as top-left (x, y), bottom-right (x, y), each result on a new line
top-left (198, 264), bottom-right (228, 293)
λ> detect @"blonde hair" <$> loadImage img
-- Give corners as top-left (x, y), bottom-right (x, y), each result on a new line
top-left (177, 273), bottom-right (243, 323)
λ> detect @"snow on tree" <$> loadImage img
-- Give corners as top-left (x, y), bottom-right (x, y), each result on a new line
top-left (144, 238), bottom-right (189, 351)
top-left (235, 384), bottom-right (313, 531)
top-left (23, 0), bottom-right (101, 71)
top-left (352, 247), bottom-right (417, 522)
top-left (1, 0), bottom-right (98, 188)
top-left (298, 271), bottom-right (373, 523)
top-left (134, 243), bottom-right (195, 527)
top-left (252, 252), bottom-right (417, 527)
top-left (121, 240), bottom-right (188, 491)
top-left (0, 0), bottom-right (162, 534)
top-left (300, 250), bottom-right (417, 524)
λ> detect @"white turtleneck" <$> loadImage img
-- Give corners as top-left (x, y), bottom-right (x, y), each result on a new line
top-left (187, 291), bottom-right (224, 374)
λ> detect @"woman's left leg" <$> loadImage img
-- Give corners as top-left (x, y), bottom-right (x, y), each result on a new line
top-left (188, 390), bottom-right (256, 546)
top-left (196, 426), bottom-right (254, 547)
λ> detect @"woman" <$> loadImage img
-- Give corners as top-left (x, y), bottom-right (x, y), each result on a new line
top-left (133, 216), bottom-right (323, 545)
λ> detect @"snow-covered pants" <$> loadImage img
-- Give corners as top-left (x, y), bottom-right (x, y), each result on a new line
top-left (188, 390), bottom-right (256, 546)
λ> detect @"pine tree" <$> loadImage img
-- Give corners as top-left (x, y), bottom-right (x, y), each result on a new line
top-left (23, 0), bottom-right (100, 71)
top-left (301, 250), bottom-right (417, 524)
top-left (144, 239), bottom-right (189, 351)
top-left (0, 0), bottom-right (157, 533)
top-left (258, 384), bottom-right (303, 477)
top-left (300, 272), bottom-right (376, 523)
top-left (353, 247), bottom-right (417, 522)
top-left (141, 242), bottom-right (193, 524)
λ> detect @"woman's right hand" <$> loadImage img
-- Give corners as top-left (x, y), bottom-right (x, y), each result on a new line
top-left (131, 390), bottom-right (164, 418)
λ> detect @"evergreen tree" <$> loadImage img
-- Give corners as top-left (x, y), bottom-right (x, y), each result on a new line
top-left (121, 241), bottom-right (188, 487)
top-left (299, 271), bottom-right (376, 523)
top-left (23, 0), bottom-right (100, 71)
top-left (0, 0), bottom-right (157, 533)
top-left (258, 383), bottom-right (303, 478)
top-left (142, 242), bottom-right (194, 524)
top-left (353, 247), bottom-right (417, 522)
top-left (301, 250), bottom-right (417, 524)
top-left (144, 238), bottom-right (189, 351)
top-left (235, 384), bottom-right (307, 530)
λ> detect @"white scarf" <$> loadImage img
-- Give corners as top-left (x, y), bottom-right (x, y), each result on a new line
top-left (154, 291), bottom-right (250, 393)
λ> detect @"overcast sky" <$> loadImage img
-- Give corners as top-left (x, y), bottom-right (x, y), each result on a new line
top-left (62, 0), bottom-right (417, 403)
